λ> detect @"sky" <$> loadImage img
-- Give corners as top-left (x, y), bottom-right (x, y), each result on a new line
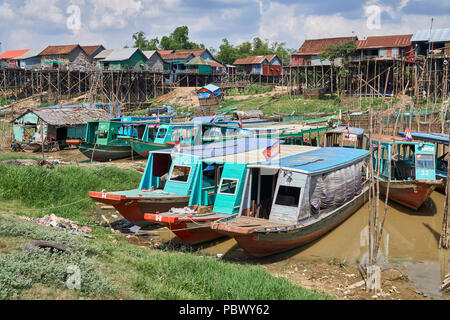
top-left (0, 0), bottom-right (449, 53)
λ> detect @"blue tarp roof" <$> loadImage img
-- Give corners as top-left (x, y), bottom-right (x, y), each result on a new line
top-left (201, 84), bottom-right (220, 92)
top-left (257, 147), bottom-right (369, 174)
top-left (327, 126), bottom-right (365, 135)
top-left (398, 132), bottom-right (449, 145)
top-left (153, 137), bottom-right (280, 159)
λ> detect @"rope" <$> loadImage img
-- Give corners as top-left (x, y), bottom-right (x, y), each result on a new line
top-left (1, 197), bottom-right (90, 212)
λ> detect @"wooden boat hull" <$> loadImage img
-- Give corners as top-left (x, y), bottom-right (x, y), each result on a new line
top-left (129, 140), bottom-right (169, 158)
top-left (89, 191), bottom-right (190, 227)
top-left (211, 186), bottom-right (369, 257)
top-left (436, 173), bottom-right (447, 193)
top-left (378, 180), bottom-right (440, 210)
top-left (144, 213), bottom-right (234, 245)
top-left (79, 142), bottom-right (135, 162)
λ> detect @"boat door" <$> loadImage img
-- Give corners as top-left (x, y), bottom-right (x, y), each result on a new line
top-left (415, 143), bottom-right (436, 180)
top-left (212, 163), bottom-right (247, 214)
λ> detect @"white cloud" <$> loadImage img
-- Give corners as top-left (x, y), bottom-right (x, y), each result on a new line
top-left (0, 2), bottom-right (15, 20)
top-left (22, 0), bottom-right (65, 24)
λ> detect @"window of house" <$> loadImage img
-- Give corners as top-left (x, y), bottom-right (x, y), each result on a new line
top-left (169, 166), bottom-right (191, 183)
top-left (275, 185), bottom-right (301, 207)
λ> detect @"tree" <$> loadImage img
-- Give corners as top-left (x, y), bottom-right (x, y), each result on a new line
top-left (130, 26), bottom-right (204, 51)
top-left (216, 38), bottom-right (239, 65)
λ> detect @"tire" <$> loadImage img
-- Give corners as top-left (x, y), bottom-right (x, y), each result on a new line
top-left (25, 240), bottom-right (73, 255)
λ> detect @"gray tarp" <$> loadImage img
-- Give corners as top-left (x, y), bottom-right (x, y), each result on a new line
top-left (309, 162), bottom-right (363, 215)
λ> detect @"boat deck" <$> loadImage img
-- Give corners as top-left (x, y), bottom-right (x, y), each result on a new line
top-left (222, 216), bottom-right (290, 228)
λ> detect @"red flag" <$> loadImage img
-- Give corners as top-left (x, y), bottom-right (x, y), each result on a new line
top-left (263, 141), bottom-right (281, 161)
top-left (404, 127), bottom-right (413, 142)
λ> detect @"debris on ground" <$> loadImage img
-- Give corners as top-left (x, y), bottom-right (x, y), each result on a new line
top-left (25, 240), bottom-right (73, 255)
top-left (20, 214), bottom-right (93, 238)
top-left (441, 273), bottom-right (450, 292)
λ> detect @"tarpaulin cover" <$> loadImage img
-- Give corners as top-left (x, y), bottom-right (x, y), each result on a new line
top-left (398, 132), bottom-right (449, 145)
top-left (309, 161), bottom-right (363, 215)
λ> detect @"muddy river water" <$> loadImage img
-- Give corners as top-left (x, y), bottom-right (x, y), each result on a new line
top-left (29, 149), bottom-right (450, 299)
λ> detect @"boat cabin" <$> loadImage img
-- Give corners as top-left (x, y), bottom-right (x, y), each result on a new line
top-left (139, 138), bottom-right (297, 210)
top-left (324, 126), bottom-right (365, 149)
top-left (85, 120), bottom-right (150, 146)
top-left (370, 135), bottom-right (436, 182)
top-left (397, 132), bottom-right (448, 189)
top-left (241, 148), bottom-right (369, 224)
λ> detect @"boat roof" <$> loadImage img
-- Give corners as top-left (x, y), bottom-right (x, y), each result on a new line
top-left (370, 134), bottom-right (409, 144)
top-left (204, 144), bottom-right (317, 165)
top-left (153, 138), bottom-right (281, 160)
top-left (250, 147), bottom-right (369, 174)
top-left (327, 126), bottom-right (364, 135)
top-left (398, 132), bottom-right (449, 145)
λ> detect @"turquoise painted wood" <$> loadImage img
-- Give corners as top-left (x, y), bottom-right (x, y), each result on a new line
top-left (213, 163), bottom-right (247, 214)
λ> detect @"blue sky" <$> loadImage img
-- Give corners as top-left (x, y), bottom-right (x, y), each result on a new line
top-left (0, 0), bottom-right (449, 53)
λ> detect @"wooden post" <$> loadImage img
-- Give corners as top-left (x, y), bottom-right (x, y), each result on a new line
top-left (440, 133), bottom-right (450, 249)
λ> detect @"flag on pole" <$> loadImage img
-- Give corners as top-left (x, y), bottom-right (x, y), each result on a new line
top-left (404, 127), bottom-right (413, 142)
top-left (263, 140), bottom-right (281, 161)
top-left (174, 138), bottom-right (181, 153)
top-left (346, 120), bottom-right (350, 134)
top-left (238, 117), bottom-right (243, 129)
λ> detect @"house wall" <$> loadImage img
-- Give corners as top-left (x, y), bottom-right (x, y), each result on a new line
top-left (19, 57), bottom-right (42, 70)
top-left (41, 55), bottom-right (70, 69)
top-left (13, 112), bottom-right (39, 141)
top-left (68, 47), bottom-right (92, 70)
top-left (100, 51), bottom-right (147, 71)
top-left (200, 51), bottom-right (215, 61)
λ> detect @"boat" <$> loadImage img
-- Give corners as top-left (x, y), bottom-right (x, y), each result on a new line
top-left (211, 147), bottom-right (370, 257)
top-left (370, 134), bottom-right (443, 210)
top-left (77, 120), bottom-right (153, 161)
top-left (89, 138), bottom-right (279, 226)
top-left (143, 142), bottom-right (318, 245)
top-left (397, 131), bottom-right (448, 193)
top-left (324, 126), bottom-right (365, 149)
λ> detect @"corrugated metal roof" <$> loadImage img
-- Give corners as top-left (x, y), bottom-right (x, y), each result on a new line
top-left (94, 49), bottom-right (113, 60)
top-left (102, 48), bottom-right (143, 62)
top-left (412, 28), bottom-right (450, 42)
top-left (157, 50), bottom-right (174, 55)
top-left (176, 49), bottom-right (207, 57)
top-left (143, 50), bottom-right (158, 59)
top-left (40, 45), bottom-right (80, 56)
top-left (160, 52), bottom-right (194, 61)
top-left (206, 60), bottom-right (225, 68)
top-left (357, 34), bottom-right (412, 49)
top-left (186, 56), bottom-right (209, 65)
top-left (13, 49), bottom-right (44, 60)
top-left (81, 45), bottom-right (105, 56)
top-left (199, 84), bottom-right (220, 93)
top-left (295, 37), bottom-right (357, 55)
top-left (0, 50), bottom-right (30, 59)
top-left (29, 107), bottom-right (110, 126)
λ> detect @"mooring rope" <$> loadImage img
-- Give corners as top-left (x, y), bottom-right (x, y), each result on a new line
top-left (2, 197), bottom-right (90, 212)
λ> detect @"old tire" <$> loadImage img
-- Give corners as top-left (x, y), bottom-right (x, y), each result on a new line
top-left (25, 240), bottom-right (73, 255)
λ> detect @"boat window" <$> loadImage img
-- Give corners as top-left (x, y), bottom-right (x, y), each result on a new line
top-left (157, 128), bottom-right (167, 139)
top-left (219, 179), bottom-right (238, 195)
top-left (416, 154), bottom-right (434, 169)
top-left (98, 130), bottom-right (108, 139)
top-left (275, 186), bottom-right (301, 207)
top-left (169, 165), bottom-right (191, 183)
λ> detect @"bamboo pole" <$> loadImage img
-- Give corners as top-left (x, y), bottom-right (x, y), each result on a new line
top-left (439, 133), bottom-right (450, 249)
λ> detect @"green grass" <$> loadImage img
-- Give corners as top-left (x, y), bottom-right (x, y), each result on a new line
top-left (0, 164), bottom-right (142, 223)
top-left (228, 84), bottom-right (274, 96)
top-left (0, 154), bottom-right (40, 161)
top-left (0, 214), bottom-right (332, 300)
top-left (0, 163), bottom-right (332, 300)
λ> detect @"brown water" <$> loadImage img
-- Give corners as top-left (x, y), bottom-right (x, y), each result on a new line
top-left (165, 191), bottom-right (449, 299)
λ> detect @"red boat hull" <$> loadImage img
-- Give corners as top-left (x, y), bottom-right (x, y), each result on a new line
top-left (212, 186), bottom-right (369, 257)
top-left (144, 213), bottom-right (229, 245)
top-left (89, 191), bottom-right (190, 226)
top-left (378, 180), bottom-right (439, 210)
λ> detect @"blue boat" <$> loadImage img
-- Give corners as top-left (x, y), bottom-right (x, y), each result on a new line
top-left (398, 131), bottom-right (448, 193)
top-left (211, 147), bottom-right (370, 256)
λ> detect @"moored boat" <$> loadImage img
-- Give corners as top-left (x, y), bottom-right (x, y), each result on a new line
top-left (143, 142), bottom-right (318, 245)
top-left (211, 147), bottom-right (370, 257)
top-left (370, 134), bottom-right (443, 210)
top-left (397, 131), bottom-right (448, 193)
top-left (89, 138), bottom-right (281, 226)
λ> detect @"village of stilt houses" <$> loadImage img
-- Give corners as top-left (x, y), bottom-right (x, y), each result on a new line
top-left (0, 4), bottom-right (449, 304)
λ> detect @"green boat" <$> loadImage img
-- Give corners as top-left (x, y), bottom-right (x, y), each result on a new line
top-left (78, 120), bottom-right (152, 161)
